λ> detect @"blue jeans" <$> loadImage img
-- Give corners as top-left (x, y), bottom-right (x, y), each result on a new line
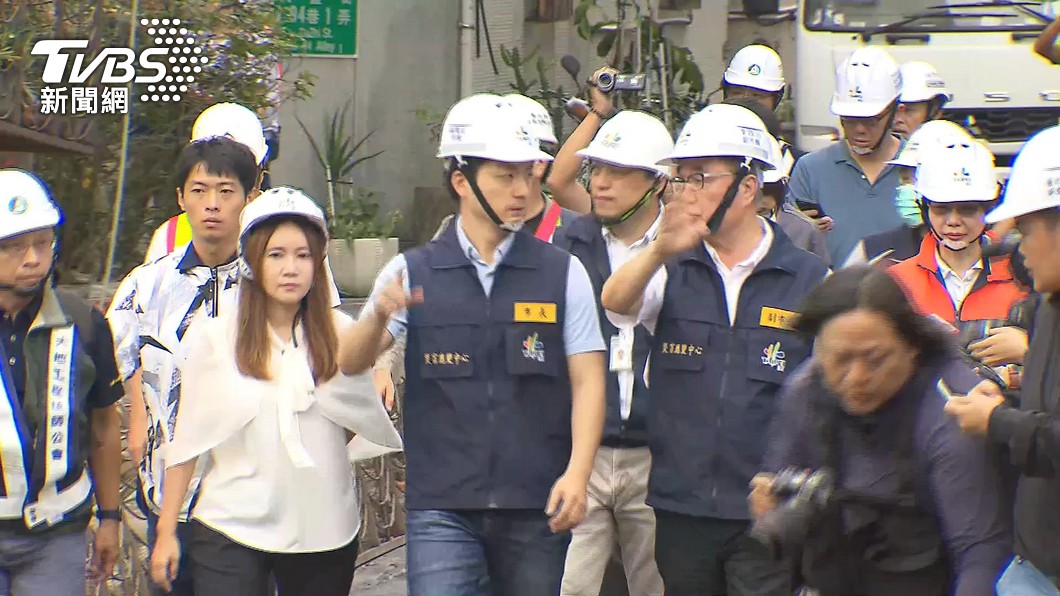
top-left (406, 509), bottom-right (571, 596)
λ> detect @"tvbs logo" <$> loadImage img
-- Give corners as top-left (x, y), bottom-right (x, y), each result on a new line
top-left (30, 19), bottom-right (206, 91)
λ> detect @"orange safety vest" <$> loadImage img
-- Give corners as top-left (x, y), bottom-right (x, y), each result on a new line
top-left (163, 213), bottom-right (193, 254)
top-left (888, 232), bottom-right (1026, 323)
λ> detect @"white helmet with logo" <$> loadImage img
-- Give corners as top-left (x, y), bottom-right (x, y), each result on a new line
top-left (887, 119), bottom-right (975, 169)
top-left (192, 102), bottom-right (270, 166)
top-left (238, 186), bottom-right (328, 279)
top-left (898, 61), bottom-right (952, 104)
top-left (576, 110), bottom-right (674, 178)
top-left (0, 169), bottom-right (62, 241)
top-left (914, 141), bottom-right (998, 204)
top-left (504, 94), bottom-right (557, 146)
top-left (830, 47), bottom-right (902, 118)
top-left (659, 104), bottom-right (777, 170)
top-left (723, 44), bottom-right (785, 93)
top-left (437, 93), bottom-right (554, 164)
top-left (986, 125), bottom-right (1060, 224)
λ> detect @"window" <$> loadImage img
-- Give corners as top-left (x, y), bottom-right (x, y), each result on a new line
top-left (528, 0), bottom-right (574, 22)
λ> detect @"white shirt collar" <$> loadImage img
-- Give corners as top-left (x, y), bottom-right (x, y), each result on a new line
top-left (705, 216), bottom-right (773, 274)
top-left (601, 209), bottom-right (663, 249)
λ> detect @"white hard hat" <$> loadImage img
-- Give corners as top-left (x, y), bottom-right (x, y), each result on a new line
top-left (192, 102), bottom-right (270, 166)
top-left (239, 186), bottom-right (329, 246)
top-left (576, 111), bottom-right (674, 178)
top-left (887, 119), bottom-right (975, 169)
top-left (898, 61), bottom-right (952, 104)
top-left (0, 169), bottom-right (62, 241)
top-left (762, 135), bottom-right (787, 184)
top-left (986, 125), bottom-right (1060, 224)
top-left (503, 94), bottom-right (557, 145)
top-left (437, 94), bottom-right (554, 164)
top-left (914, 141), bottom-right (998, 204)
top-left (723, 44), bottom-right (785, 93)
top-left (830, 47), bottom-right (902, 118)
top-left (659, 104), bottom-right (776, 170)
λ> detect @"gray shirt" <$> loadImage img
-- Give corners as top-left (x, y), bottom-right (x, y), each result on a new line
top-left (777, 203), bottom-right (831, 267)
top-left (786, 141), bottom-right (904, 265)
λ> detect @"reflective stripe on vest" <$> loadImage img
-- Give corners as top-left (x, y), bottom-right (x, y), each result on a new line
top-left (164, 214), bottom-right (193, 254)
top-left (0, 325), bottom-right (86, 527)
top-left (535, 201), bottom-right (563, 242)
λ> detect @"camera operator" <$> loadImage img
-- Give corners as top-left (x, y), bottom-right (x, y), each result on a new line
top-left (751, 266), bottom-right (1011, 596)
top-left (945, 125), bottom-right (1060, 591)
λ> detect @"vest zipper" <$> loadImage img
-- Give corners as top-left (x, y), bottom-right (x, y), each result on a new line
top-left (713, 328), bottom-right (732, 510)
top-left (486, 296), bottom-right (498, 509)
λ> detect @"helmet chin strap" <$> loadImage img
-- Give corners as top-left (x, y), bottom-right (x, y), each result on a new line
top-left (597, 179), bottom-right (665, 228)
top-left (706, 163), bottom-right (751, 235)
top-left (458, 161), bottom-right (524, 233)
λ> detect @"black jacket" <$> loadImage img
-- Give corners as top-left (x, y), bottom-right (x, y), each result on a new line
top-left (989, 294), bottom-right (1060, 577)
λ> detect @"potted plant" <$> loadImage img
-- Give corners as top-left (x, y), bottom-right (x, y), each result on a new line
top-left (327, 186), bottom-right (402, 298)
top-left (296, 101), bottom-right (399, 297)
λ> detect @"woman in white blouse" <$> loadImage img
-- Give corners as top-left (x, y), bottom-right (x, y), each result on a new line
top-left (149, 187), bottom-right (401, 595)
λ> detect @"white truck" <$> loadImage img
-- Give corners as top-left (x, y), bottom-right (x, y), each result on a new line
top-left (795, 0), bottom-right (1060, 172)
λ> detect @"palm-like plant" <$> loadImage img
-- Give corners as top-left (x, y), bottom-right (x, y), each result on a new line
top-left (294, 99), bottom-right (385, 221)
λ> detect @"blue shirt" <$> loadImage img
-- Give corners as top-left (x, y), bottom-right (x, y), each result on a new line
top-left (786, 140), bottom-right (904, 265)
top-left (365, 217), bottom-right (605, 357)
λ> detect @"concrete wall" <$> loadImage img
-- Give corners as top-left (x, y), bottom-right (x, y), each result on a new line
top-left (270, 0), bottom-right (734, 235)
top-left (271, 0), bottom-right (461, 220)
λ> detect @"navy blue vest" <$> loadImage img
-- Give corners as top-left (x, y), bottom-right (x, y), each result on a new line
top-left (553, 214), bottom-right (651, 447)
top-left (648, 223), bottom-right (828, 519)
top-left (403, 224), bottom-right (573, 510)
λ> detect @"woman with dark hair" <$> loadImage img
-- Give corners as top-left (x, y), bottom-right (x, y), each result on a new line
top-left (749, 266), bottom-right (1011, 596)
top-left (148, 188), bottom-right (402, 596)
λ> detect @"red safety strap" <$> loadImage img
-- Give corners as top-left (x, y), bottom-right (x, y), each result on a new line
top-left (535, 201), bottom-right (563, 242)
top-left (165, 218), bottom-right (178, 252)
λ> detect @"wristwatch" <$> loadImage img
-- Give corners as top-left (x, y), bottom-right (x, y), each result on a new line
top-left (96, 509), bottom-right (121, 522)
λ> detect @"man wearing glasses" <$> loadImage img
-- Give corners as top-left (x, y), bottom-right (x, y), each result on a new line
top-left (786, 47), bottom-right (906, 265)
top-left (602, 104), bottom-right (829, 595)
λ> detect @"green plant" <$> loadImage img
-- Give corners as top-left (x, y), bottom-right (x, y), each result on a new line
top-left (413, 106), bottom-right (445, 146)
top-left (572, 0), bottom-right (707, 131)
top-left (330, 186), bottom-right (402, 242)
top-left (295, 99), bottom-right (384, 189)
top-left (498, 45), bottom-right (569, 142)
top-left (295, 99), bottom-right (384, 220)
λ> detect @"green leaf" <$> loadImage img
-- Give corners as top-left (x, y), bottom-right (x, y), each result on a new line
top-left (596, 30), bottom-right (617, 58)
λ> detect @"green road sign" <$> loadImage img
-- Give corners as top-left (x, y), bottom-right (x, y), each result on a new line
top-left (278, 0), bottom-right (357, 57)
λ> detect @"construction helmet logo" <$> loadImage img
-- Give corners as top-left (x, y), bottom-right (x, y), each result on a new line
top-left (955, 167), bottom-right (972, 185)
top-left (748, 64), bottom-right (762, 76)
top-left (601, 131), bottom-right (623, 148)
top-left (8, 197), bottom-right (27, 215)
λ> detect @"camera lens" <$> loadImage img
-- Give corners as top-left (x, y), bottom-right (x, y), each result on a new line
top-left (597, 72), bottom-right (614, 92)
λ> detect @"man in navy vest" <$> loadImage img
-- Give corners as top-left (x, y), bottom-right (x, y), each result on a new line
top-left (551, 110), bottom-right (672, 596)
top-left (602, 104), bottom-right (830, 595)
top-left (0, 170), bottom-right (122, 593)
top-left (339, 95), bottom-right (606, 596)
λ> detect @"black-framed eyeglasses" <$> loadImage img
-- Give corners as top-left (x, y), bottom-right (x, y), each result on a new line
top-left (669, 171), bottom-right (737, 194)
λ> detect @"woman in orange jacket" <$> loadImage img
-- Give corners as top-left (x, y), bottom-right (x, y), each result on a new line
top-left (889, 141), bottom-right (1027, 365)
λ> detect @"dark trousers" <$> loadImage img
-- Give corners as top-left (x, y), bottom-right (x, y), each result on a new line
top-left (187, 521), bottom-right (359, 596)
top-left (147, 512), bottom-right (196, 596)
top-left (654, 510), bottom-right (791, 596)
top-left (406, 509), bottom-right (571, 596)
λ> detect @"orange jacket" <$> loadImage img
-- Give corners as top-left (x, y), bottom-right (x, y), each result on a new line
top-left (889, 233), bottom-right (1026, 323)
